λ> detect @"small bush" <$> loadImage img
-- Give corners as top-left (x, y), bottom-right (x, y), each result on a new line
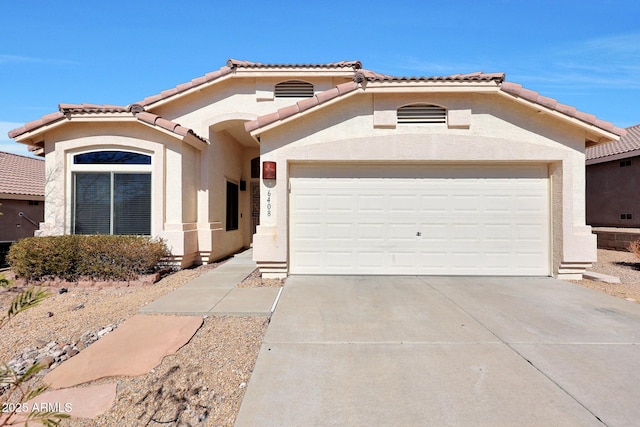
top-left (7, 235), bottom-right (170, 281)
top-left (629, 240), bottom-right (640, 259)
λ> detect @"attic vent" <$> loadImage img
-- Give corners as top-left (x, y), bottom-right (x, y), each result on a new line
top-left (275, 80), bottom-right (314, 98)
top-left (397, 104), bottom-right (447, 124)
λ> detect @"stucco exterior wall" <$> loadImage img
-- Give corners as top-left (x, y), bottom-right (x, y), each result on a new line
top-left (153, 77), bottom-right (353, 137)
top-left (252, 91), bottom-right (595, 278)
top-left (0, 198), bottom-right (44, 242)
top-left (586, 156), bottom-right (640, 227)
top-left (36, 122), bottom-right (209, 266)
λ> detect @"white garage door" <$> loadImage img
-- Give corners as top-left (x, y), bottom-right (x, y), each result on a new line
top-left (289, 164), bottom-right (550, 276)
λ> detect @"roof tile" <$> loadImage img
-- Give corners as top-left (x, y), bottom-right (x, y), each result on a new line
top-left (227, 59), bottom-right (362, 70)
top-left (0, 151), bottom-right (45, 197)
top-left (277, 104), bottom-right (301, 121)
top-left (500, 83), bottom-right (625, 136)
top-left (586, 124), bottom-right (640, 161)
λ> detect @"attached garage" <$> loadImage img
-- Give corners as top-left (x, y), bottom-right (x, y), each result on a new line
top-left (289, 164), bottom-right (550, 276)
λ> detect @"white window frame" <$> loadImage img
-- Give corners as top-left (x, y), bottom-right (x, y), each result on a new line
top-left (68, 149), bottom-right (153, 235)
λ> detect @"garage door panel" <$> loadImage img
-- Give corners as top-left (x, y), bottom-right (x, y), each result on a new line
top-left (289, 165), bottom-right (549, 276)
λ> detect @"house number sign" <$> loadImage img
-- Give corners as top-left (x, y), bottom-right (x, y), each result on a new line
top-left (267, 190), bottom-right (272, 217)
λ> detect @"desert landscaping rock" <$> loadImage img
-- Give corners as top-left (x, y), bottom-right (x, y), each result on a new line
top-left (3, 323), bottom-right (118, 386)
top-left (43, 315), bottom-right (203, 389)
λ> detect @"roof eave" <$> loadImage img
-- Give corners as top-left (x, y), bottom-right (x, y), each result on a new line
top-left (249, 87), bottom-right (362, 137)
top-left (496, 90), bottom-right (621, 144)
top-left (138, 71), bottom-right (235, 110)
top-left (586, 149), bottom-right (640, 165)
top-left (11, 118), bottom-right (67, 145)
top-left (0, 193), bottom-right (45, 201)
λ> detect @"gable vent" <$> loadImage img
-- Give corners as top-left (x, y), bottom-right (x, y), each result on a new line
top-left (397, 104), bottom-right (447, 124)
top-left (275, 80), bottom-right (314, 98)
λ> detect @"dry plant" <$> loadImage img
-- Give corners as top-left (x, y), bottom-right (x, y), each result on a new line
top-left (0, 274), bottom-right (69, 426)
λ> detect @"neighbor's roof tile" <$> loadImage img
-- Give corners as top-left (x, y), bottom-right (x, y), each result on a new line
top-left (0, 151), bottom-right (45, 197)
top-left (586, 124), bottom-right (640, 161)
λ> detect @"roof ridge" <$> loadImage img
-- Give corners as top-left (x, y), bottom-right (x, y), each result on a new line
top-left (227, 59), bottom-right (363, 70)
top-left (355, 70), bottom-right (505, 83)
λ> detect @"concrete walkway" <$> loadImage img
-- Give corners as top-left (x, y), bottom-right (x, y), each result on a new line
top-left (236, 275), bottom-right (640, 427)
top-left (140, 249), bottom-right (280, 316)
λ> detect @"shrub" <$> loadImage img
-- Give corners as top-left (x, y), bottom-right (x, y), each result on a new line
top-left (7, 235), bottom-right (170, 281)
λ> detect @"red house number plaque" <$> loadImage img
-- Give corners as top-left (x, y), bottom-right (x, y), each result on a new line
top-left (263, 161), bottom-right (276, 179)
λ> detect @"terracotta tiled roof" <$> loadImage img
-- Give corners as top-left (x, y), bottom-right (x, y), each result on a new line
top-left (134, 60), bottom-right (361, 108)
top-left (58, 103), bottom-right (129, 113)
top-left (500, 82), bottom-right (626, 137)
top-left (247, 71), bottom-right (624, 139)
top-left (355, 70), bottom-right (505, 83)
top-left (135, 66), bottom-right (234, 107)
top-left (8, 104), bottom-right (207, 144)
top-left (227, 59), bottom-right (362, 70)
top-left (586, 124), bottom-right (640, 161)
top-left (135, 111), bottom-right (207, 143)
top-left (8, 112), bottom-right (65, 139)
top-left (245, 81), bottom-right (359, 132)
top-left (0, 151), bottom-right (45, 197)
top-left (8, 59), bottom-right (624, 144)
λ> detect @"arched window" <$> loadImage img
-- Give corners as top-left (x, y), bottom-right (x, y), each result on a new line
top-left (71, 150), bottom-right (152, 235)
top-left (397, 104), bottom-right (447, 124)
top-left (274, 80), bottom-right (314, 98)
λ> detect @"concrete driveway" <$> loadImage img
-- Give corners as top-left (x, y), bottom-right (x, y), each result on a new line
top-left (235, 276), bottom-right (640, 426)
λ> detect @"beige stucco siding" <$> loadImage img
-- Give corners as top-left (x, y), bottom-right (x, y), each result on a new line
top-left (253, 91), bottom-right (595, 278)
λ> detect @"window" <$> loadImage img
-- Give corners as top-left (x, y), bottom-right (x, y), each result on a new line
top-left (74, 151), bottom-right (151, 165)
top-left (620, 160), bottom-right (632, 167)
top-left (226, 181), bottom-right (239, 231)
top-left (397, 104), bottom-right (447, 124)
top-left (620, 213), bottom-right (633, 220)
top-left (71, 150), bottom-right (152, 235)
top-left (251, 157), bottom-right (260, 179)
top-left (274, 80), bottom-right (314, 98)
top-left (74, 173), bottom-right (151, 235)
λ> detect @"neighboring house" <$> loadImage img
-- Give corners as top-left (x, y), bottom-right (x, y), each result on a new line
top-left (8, 59), bottom-right (624, 279)
top-left (586, 124), bottom-right (640, 227)
top-left (0, 151), bottom-right (45, 266)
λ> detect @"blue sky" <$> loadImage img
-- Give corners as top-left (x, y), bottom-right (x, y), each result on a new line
top-left (1, 0), bottom-right (639, 156)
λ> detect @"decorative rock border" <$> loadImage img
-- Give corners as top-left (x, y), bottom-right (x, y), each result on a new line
top-left (12, 272), bottom-right (162, 289)
top-left (1, 324), bottom-right (118, 393)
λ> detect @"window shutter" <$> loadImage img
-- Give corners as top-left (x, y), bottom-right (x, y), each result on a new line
top-left (397, 104), bottom-right (447, 124)
top-left (274, 80), bottom-right (314, 98)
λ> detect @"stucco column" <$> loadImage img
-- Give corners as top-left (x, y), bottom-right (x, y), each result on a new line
top-left (253, 158), bottom-right (288, 278)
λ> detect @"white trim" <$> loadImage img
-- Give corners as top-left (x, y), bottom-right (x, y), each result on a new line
top-left (67, 148), bottom-right (154, 236)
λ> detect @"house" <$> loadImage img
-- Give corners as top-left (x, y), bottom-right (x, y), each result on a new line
top-left (586, 123), bottom-right (640, 227)
top-left (0, 151), bottom-right (45, 267)
top-left (585, 124), bottom-right (640, 249)
top-left (8, 59), bottom-right (624, 279)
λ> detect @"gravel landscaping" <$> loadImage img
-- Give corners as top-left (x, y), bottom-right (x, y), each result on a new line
top-left (0, 261), bottom-right (276, 426)
top-left (571, 248), bottom-right (640, 303)
top-left (1, 248), bottom-right (639, 426)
